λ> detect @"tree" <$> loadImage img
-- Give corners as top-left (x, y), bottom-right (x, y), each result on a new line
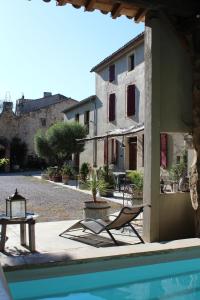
top-left (10, 137), bottom-right (27, 167)
top-left (34, 122), bottom-right (86, 166)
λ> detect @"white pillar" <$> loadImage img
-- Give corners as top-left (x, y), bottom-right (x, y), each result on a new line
top-left (143, 14), bottom-right (161, 242)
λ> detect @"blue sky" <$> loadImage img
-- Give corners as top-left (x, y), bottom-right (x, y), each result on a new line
top-left (0, 0), bottom-right (144, 103)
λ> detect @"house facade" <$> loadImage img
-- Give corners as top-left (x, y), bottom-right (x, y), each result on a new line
top-left (64, 33), bottom-right (186, 173)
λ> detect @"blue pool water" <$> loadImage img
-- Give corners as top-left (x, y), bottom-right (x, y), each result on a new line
top-left (7, 257), bottom-right (200, 300)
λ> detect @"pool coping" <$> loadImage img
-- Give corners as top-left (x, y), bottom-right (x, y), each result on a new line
top-left (3, 238), bottom-right (200, 272)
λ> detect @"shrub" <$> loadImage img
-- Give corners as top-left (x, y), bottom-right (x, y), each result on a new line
top-left (127, 170), bottom-right (143, 192)
top-left (80, 162), bottom-right (90, 182)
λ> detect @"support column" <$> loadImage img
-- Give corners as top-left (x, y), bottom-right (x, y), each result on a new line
top-left (143, 13), bottom-right (161, 242)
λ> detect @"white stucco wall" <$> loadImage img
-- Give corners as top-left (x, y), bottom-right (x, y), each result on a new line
top-left (95, 41), bottom-right (145, 169)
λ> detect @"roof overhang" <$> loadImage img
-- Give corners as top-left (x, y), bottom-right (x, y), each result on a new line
top-left (56, 0), bottom-right (199, 21)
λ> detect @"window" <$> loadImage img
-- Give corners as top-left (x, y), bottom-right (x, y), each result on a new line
top-left (127, 84), bottom-right (136, 116)
top-left (84, 111), bottom-right (90, 134)
top-left (129, 54), bottom-right (135, 71)
top-left (75, 113), bottom-right (79, 123)
top-left (40, 118), bottom-right (46, 127)
top-left (109, 64), bottom-right (115, 82)
top-left (109, 93), bottom-right (116, 122)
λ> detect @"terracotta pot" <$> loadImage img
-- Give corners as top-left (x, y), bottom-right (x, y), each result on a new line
top-left (53, 175), bottom-right (62, 182)
top-left (62, 174), bottom-right (69, 184)
top-left (84, 201), bottom-right (110, 221)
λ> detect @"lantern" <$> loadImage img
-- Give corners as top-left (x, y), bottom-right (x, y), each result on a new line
top-left (6, 189), bottom-right (27, 219)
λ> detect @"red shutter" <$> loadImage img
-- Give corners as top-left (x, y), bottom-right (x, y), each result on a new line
top-left (109, 94), bottom-right (115, 122)
top-left (127, 84), bottom-right (135, 116)
top-left (109, 64), bottom-right (115, 82)
top-left (160, 133), bottom-right (168, 168)
top-left (104, 138), bottom-right (108, 164)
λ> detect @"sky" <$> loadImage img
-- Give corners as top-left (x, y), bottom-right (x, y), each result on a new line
top-left (0, 0), bottom-right (144, 103)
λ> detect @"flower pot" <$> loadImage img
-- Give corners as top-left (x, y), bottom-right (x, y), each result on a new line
top-left (62, 174), bottom-right (69, 185)
top-left (53, 175), bottom-right (62, 182)
top-left (84, 201), bottom-right (110, 221)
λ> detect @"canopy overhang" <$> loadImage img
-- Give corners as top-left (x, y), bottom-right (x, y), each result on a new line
top-left (77, 123), bottom-right (144, 142)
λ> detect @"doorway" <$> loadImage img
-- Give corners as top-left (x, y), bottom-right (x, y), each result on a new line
top-left (129, 137), bottom-right (137, 170)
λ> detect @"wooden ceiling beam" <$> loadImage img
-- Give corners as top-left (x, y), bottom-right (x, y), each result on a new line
top-left (85, 0), bottom-right (96, 11)
top-left (111, 3), bottom-right (123, 19)
top-left (134, 8), bottom-right (147, 23)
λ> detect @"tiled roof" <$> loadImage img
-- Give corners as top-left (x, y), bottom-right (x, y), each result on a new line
top-left (17, 94), bottom-right (78, 114)
top-left (63, 95), bottom-right (96, 113)
top-left (90, 32), bottom-right (144, 72)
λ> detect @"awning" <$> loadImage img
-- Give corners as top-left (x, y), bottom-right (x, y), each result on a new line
top-left (77, 123), bottom-right (144, 142)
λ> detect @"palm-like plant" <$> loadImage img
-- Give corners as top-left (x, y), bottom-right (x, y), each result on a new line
top-left (87, 171), bottom-right (108, 202)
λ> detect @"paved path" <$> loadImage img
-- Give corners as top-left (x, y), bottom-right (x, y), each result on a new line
top-left (0, 173), bottom-right (121, 222)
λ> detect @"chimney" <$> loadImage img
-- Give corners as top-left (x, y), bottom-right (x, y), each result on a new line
top-left (43, 92), bottom-right (52, 98)
top-left (2, 102), bottom-right (13, 112)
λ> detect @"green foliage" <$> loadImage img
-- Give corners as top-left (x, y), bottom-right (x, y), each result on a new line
top-left (97, 165), bottom-right (115, 189)
top-left (10, 137), bottom-right (27, 167)
top-left (80, 162), bottom-right (90, 182)
top-left (34, 122), bottom-right (86, 166)
top-left (127, 170), bottom-right (143, 192)
top-left (169, 150), bottom-right (187, 182)
top-left (62, 164), bottom-right (73, 176)
top-left (0, 158), bottom-right (9, 167)
top-left (87, 171), bottom-right (108, 202)
top-left (34, 130), bottom-right (55, 164)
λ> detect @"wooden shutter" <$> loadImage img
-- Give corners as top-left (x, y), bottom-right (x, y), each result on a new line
top-left (109, 93), bottom-right (115, 122)
top-left (109, 64), bottom-right (115, 82)
top-left (104, 138), bottom-right (108, 164)
top-left (127, 84), bottom-right (135, 116)
top-left (160, 133), bottom-right (168, 168)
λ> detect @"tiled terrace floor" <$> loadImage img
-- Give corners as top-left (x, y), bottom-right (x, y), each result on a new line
top-left (1, 218), bottom-right (200, 272)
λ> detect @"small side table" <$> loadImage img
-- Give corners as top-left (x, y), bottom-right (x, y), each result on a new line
top-left (0, 213), bottom-right (38, 252)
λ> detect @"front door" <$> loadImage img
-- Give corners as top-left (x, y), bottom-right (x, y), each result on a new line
top-left (129, 137), bottom-right (137, 170)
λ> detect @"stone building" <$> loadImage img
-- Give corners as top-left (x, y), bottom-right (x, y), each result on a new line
top-left (0, 92), bottom-right (77, 169)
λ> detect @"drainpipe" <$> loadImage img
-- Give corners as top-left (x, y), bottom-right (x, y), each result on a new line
top-left (93, 98), bottom-right (97, 167)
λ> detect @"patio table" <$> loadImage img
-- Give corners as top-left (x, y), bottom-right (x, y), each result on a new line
top-left (0, 213), bottom-right (38, 252)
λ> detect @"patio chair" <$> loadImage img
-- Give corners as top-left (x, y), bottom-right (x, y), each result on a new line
top-left (59, 206), bottom-right (144, 245)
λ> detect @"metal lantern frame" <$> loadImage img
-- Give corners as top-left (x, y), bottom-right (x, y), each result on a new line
top-left (6, 189), bottom-right (27, 219)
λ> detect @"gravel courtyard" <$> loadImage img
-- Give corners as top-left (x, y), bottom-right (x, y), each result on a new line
top-left (0, 173), bottom-right (121, 222)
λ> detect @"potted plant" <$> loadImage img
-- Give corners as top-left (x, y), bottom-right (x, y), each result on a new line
top-left (97, 165), bottom-right (115, 197)
top-left (127, 170), bottom-right (143, 203)
top-left (62, 164), bottom-right (73, 184)
top-left (46, 166), bottom-right (56, 181)
top-left (53, 167), bottom-right (62, 182)
top-left (84, 171), bottom-right (110, 221)
top-left (80, 162), bottom-right (90, 182)
top-left (169, 160), bottom-right (187, 192)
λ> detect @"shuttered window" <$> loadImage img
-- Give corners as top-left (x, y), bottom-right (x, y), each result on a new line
top-left (127, 84), bottom-right (135, 116)
top-left (109, 93), bottom-right (116, 122)
top-left (160, 133), bottom-right (168, 168)
top-left (109, 64), bottom-right (115, 82)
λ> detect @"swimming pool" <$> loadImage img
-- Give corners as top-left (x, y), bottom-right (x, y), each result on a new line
top-left (6, 251), bottom-right (200, 300)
